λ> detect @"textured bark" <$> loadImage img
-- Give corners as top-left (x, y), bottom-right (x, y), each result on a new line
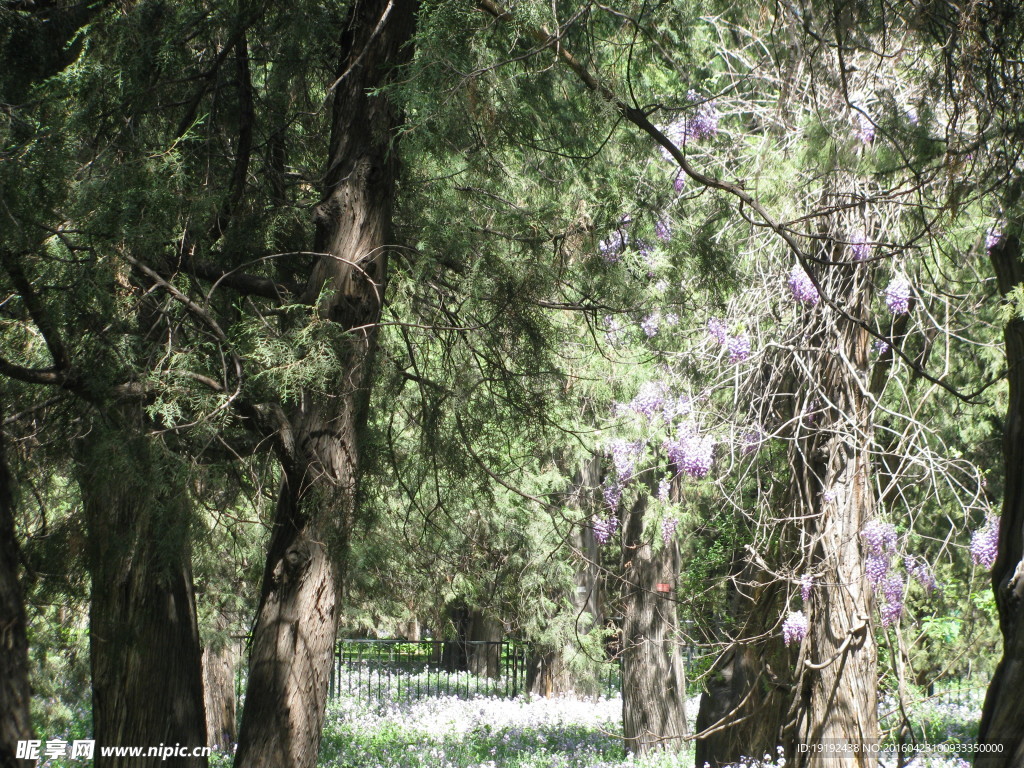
top-left (467, 612), bottom-right (503, 679)
top-left (978, 233), bottom-right (1024, 767)
top-left (620, 496), bottom-right (687, 755)
top-left (80, 426), bottom-right (207, 768)
top-left (202, 616), bottom-right (238, 749)
top-left (695, 562), bottom-right (790, 768)
top-left (787, 255), bottom-right (879, 768)
top-left (0, 424), bottom-right (34, 768)
top-left (233, 2), bottom-right (418, 766)
top-left (697, 245), bottom-right (880, 767)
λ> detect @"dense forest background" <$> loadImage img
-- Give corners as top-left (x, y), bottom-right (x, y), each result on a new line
top-left (2, 0), bottom-right (1024, 767)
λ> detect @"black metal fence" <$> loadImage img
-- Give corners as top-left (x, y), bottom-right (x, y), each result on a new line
top-left (328, 639), bottom-right (530, 701)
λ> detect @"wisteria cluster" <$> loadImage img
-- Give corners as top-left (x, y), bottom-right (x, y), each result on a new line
top-left (872, 339), bottom-right (890, 355)
top-left (726, 333), bottom-right (751, 363)
top-left (740, 428), bottom-right (763, 457)
top-left (665, 431), bottom-right (714, 478)
top-left (628, 381), bottom-right (667, 420)
top-left (862, 520), bottom-right (897, 587)
top-left (707, 318), bottom-right (752, 362)
top-left (884, 275), bottom-right (911, 314)
top-left (707, 317), bottom-right (728, 344)
top-left (685, 90), bottom-right (720, 141)
top-left (657, 478), bottom-right (671, 503)
top-left (640, 313), bottom-right (659, 337)
top-left (800, 574), bottom-right (814, 603)
top-left (658, 91), bottom-right (719, 161)
top-left (788, 264), bottom-right (820, 305)
top-left (593, 515), bottom-right (618, 545)
top-left (970, 518), bottom-right (999, 570)
top-left (880, 572), bottom-right (905, 627)
top-left (862, 520), bottom-right (898, 553)
top-left (850, 230), bottom-right (871, 261)
top-left (856, 111), bottom-right (876, 144)
top-left (861, 521), bottom-right (905, 626)
top-left (661, 516), bottom-right (679, 545)
top-left (655, 219), bottom-right (672, 242)
top-left (904, 556), bottom-right (938, 594)
top-left (782, 610), bottom-right (808, 646)
top-left (602, 483), bottom-right (622, 513)
top-left (608, 439), bottom-right (644, 484)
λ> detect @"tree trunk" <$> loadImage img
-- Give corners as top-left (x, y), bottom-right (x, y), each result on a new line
top-left (528, 456), bottom-right (605, 697)
top-left (978, 232), bottom-right (1024, 767)
top-left (80, 424), bottom-right (207, 768)
top-left (786, 254), bottom-right (879, 768)
top-left (233, 3), bottom-right (417, 766)
top-left (695, 555), bottom-right (791, 768)
top-left (202, 614), bottom-right (238, 750)
top-left (0, 422), bottom-right (34, 768)
top-left (620, 495), bottom-right (687, 754)
top-left (467, 611), bottom-right (503, 679)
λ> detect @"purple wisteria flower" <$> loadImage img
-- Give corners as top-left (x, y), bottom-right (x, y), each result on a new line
top-left (640, 313), bottom-right (660, 337)
top-left (740, 428), bottom-right (763, 456)
top-left (884, 275), bottom-right (911, 314)
top-left (782, 610), bottom-right (808, 646)
top-left (602, 482), bottom-right (622, 513)
top-left (599, 230), bottom-right (627, 263)
top-left (707, 317), bottom-right (728, 344)
top-left (880, 572), bottom-right (904, 627)
top-left (872, 339), bottom-right (890, 355)
top-left (663, 394), bottom-right (691, 423)
top-left (856, 112), bottom-right (876, 144)
top-left (904, 556), bottom-right (938, 594)
top-left (657, 478), bottom-right (671, 503)
top-left (665, 432), bottom-right (714, 478)
top-left (673, 171), bottom-right (685, 193)
top-left (655, 219), bottom-right (673, 242)
top-left (800, 575), bottom-right (814, 603)
top-left (726, 332), bottom-right (752, 363)
top-left (608, 439), bottom-right (644, 484)
top-left (862, 520), bottom-right (898, 555)
top-left (661, 516), bottom-right (679, 546)
top-left (685, 90), bottom-right (720, 141)
top-left (788, 264), bottom-right (820, 305)
top-left (629, 381), bottom-right (667, 420)
top-left (970, 518), bottom-right (999, 569)
top-left (850, 230), bottom-right (871, 261)
top-left (593, 515), bottom-right (618, 545)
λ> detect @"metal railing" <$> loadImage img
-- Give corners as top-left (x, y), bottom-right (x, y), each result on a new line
top-left (328, 639), bottom-right (529, 702)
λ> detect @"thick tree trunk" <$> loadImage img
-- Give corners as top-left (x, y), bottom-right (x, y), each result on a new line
top-left (695, 559), bottom-right (790, 768)
top-left (467, 612), bottom-right (503, 679)
top-left (786, 257), bottom-right (879, 768)
top-left (202, 615), bottom-right (238, 750)
top-left (978, 233), bottom-right (1024, 767)
top-left (697, 249), bottom-right (879, 767)
top-left (234, 3), bottom-right (417, 766)
top-left (0, 423), bottom-right (34, 768)
top-left (620, 495), bottom-right (687, 754)
top-left (80, 425), bottom-right (207, 768)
